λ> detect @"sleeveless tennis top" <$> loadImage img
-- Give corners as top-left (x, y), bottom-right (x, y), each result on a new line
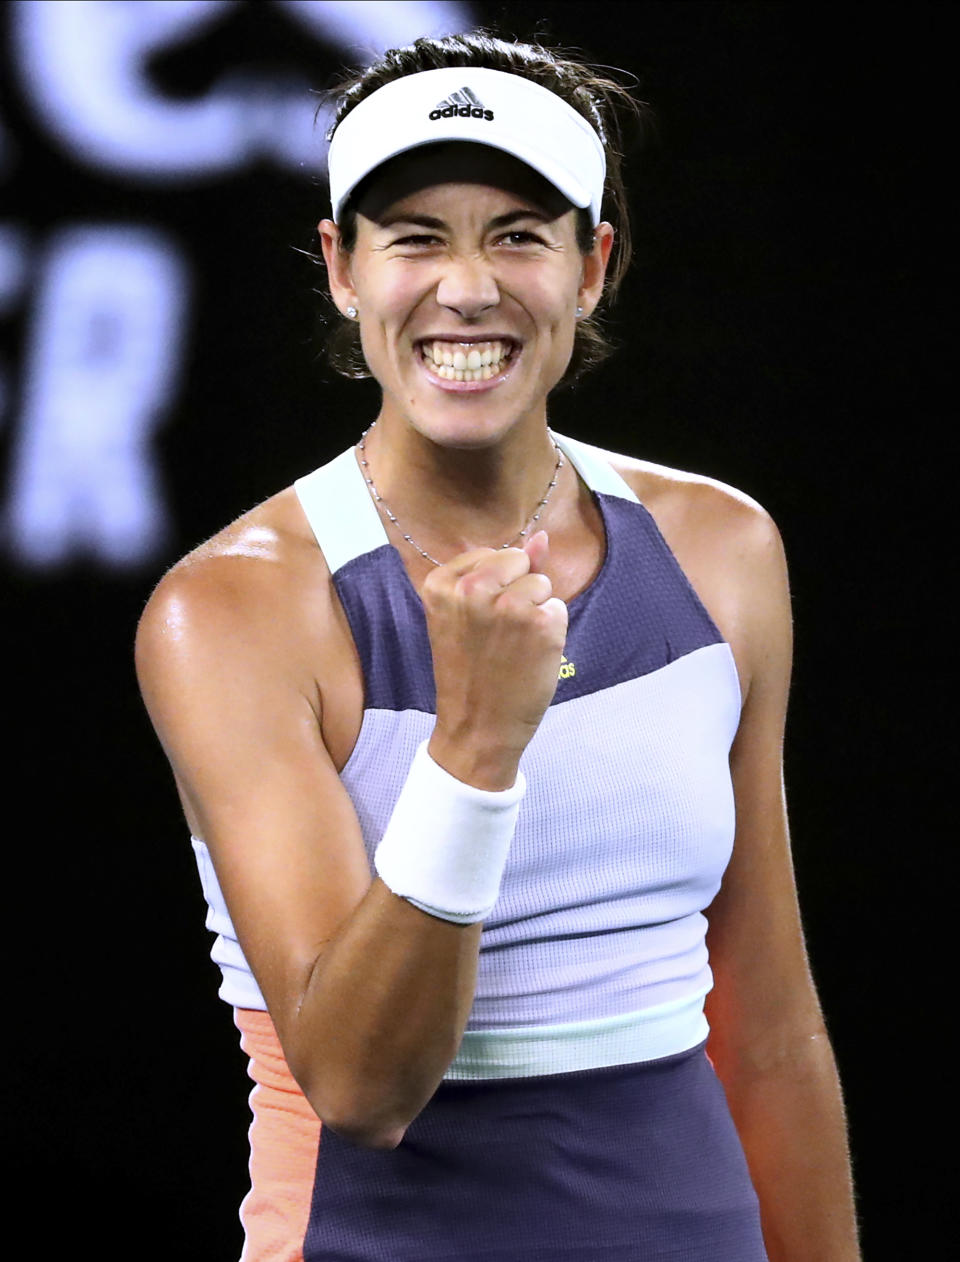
top-left (191, 433), bottom-right (742, 1079)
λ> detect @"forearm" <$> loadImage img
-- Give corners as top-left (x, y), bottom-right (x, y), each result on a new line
top-left (290, 876), bottom-right (482, 1148)
top-left (287, 735), bottom-right (525, 1145)
top-left (715, 1033), bottom-right (861, 1261)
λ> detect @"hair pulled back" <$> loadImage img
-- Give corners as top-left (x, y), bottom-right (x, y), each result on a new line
top-left (319, 31), bottom-right (646, 388)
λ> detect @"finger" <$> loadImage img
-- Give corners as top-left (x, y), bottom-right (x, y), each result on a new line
top-left (540, 595), bottom-right (569, 637)
top-left (439, 545), bottom-right (531, 583)
top-left (439, 546), bottom-right (504, 579)
top-left (456, 548), bottom-right (533, 594)
top-left (522, 530), bottom-right (550, 574)
top-left (497, 570), bottom-right (554, 607)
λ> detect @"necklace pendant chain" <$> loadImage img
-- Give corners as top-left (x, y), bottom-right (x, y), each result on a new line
top-left (356, 421), bottom-right (564, 567)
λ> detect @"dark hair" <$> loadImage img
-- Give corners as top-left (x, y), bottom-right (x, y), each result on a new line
top-left (316, 31), bottom-right (648, 388)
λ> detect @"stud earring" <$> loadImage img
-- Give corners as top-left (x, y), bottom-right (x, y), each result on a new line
top-left (346, 306), bottom-right (358, 319)
top-left (575, 305), bottom-right (584, 318)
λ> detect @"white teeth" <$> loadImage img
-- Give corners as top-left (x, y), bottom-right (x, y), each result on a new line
top-left (421, 340), bottom-right (515, 382)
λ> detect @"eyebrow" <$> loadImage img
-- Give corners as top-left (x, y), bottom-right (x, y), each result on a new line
top-left (373, 209), bottom-right (554, 231)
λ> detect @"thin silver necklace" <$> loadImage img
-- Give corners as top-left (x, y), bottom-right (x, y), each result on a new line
top-left (356, 421), bottom-right (565, 567)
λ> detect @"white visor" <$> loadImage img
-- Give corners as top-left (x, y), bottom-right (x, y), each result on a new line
top-left (327, 66), bottom-right (606, 226)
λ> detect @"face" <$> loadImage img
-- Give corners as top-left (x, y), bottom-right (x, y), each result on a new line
top-left (319, 145), bottom-right (613, 449)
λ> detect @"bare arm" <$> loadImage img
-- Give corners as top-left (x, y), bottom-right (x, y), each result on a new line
top-left (135, 530), bottom-right (563, 1149)
top-left (703, 507), bottom-right (861, 1260)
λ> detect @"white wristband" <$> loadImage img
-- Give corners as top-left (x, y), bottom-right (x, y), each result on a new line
top-left (374, 741), bottom-right (526, 924)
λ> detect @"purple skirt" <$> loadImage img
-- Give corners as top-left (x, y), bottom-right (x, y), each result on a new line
top-left (304, 1041), bottom-right (768, 1261)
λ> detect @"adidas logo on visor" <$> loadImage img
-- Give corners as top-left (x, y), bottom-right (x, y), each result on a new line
top-left (429, 86), bottom-right (494, 122)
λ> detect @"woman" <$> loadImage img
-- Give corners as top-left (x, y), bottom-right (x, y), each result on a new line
top-left (136, 32), bottom-right (860, 1262)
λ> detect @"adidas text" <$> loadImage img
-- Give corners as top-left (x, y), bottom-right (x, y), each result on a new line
top-left (429, 104), bottom-right (495, 121)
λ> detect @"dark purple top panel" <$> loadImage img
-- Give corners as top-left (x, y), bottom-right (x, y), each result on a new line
top-left (332, 493), bottom-right (724, 714)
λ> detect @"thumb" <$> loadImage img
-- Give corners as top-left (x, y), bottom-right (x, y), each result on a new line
top-left (523, 530), bottom-right (550, 573)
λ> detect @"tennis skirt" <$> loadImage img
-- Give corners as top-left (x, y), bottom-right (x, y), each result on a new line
top-left (303, 1041), bottom-right (768, 1261)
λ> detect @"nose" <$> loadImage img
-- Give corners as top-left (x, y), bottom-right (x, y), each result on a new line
top-left (435, 255), bottom-right (499, 320)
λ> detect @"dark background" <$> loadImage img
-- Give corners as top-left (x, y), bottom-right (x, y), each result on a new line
top-left (2, 3), bottom-right (948, 1257)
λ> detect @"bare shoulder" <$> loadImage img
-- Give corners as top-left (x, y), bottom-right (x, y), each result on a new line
top-left (604, 446), bottom-right (782, 557)
top-left (135, 486), bottom-right (331, 713)
top-left (588, 443), bottom-right (788, 591)
top-left (140, 485), bottom-right (314, 609)
top-left (590, 443), bottom-right (791, 698)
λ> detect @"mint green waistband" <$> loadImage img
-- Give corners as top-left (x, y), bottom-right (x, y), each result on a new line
top-left (444, 989), bottom-right (710, 1080)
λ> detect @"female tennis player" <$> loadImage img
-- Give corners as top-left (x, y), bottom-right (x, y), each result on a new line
top-left (136, 31), bottom-right (860, 1262)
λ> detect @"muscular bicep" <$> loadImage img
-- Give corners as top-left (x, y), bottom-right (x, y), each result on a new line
top-left (135, 562), bottom-right (372, 1035)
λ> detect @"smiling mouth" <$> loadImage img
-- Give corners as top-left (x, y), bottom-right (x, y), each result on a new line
top-left (418, 339), bottom-right (518, 383)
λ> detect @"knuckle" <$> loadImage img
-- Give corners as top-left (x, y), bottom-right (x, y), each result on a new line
top-left (491, 547), bottom-right (529, 576)
top-left (542, 597), bottom-right (568, 630)
top-left (421, 569), bottom-right (443, 598)
top-left (457, 570), bottom-right (490, 600)
top-left (495, 591), bottom-right (528, 619)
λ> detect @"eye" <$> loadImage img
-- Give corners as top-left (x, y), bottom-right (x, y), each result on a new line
top-left (391, 234), bottom-right (442, 248)
top-left (498, 230), bottom-right (546, 247)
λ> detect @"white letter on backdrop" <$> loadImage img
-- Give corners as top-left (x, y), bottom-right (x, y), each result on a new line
top-left (7, 225), bottom-right (187, 567)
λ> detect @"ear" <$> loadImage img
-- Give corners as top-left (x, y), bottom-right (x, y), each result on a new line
top-left (318, 219), bottom-right (359, 318)
top-left (577, 222), bottom-right (615, 319)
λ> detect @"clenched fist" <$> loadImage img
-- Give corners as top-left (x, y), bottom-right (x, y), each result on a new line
top-left (422, 531), bottom-right (568, 791)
